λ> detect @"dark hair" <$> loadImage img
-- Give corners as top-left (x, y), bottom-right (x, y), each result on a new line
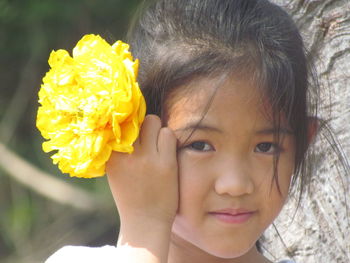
top-left (127, 0), bottom-right (316, 198)
top-left (125, 0), bottom-right (350, 258)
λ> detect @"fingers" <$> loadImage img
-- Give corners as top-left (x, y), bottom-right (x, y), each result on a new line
top-left (158, 127), bottom-right (177, 159)
top-left (134, 114), bottom-right (177, 160)
top-left (139, 115), bottom-right (161, 152)
top-left (132, 132), bottom-right (141, 152)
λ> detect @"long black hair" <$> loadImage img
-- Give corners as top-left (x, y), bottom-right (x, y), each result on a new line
top-left (124, 1), bottom-right (350, 259)
top-left (127, 0), bottom-right (316, 198)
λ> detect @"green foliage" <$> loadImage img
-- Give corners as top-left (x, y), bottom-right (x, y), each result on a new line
top-left (0, 0), bottom-right (141, 262)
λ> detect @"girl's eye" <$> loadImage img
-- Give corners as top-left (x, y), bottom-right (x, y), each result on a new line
top-left (187, 141), bottom-right (213, 152)
top-left (254, 142), bottom-right (280, 154)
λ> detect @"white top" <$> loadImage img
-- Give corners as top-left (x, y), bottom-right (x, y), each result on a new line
top-left (45, 245), bottom-right (296, 263)
top-left (45, 245), bottom-right (119, 263)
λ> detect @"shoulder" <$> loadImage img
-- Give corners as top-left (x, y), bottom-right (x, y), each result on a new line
top-left (45, 245), bottom-right (118, 263)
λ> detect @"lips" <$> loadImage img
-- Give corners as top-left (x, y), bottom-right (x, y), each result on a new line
top-left (208, 208), bottom-right (255, 224)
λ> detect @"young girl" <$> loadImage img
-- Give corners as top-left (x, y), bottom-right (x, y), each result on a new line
top-left (46, 0), bottom-right (337, 262)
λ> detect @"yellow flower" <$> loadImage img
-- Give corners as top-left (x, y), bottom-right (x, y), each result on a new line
top-left (36, 34), bottom-right (146, 178)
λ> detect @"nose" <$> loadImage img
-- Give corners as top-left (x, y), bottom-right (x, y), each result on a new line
top-left (214, 158), bottom-right (254, 197)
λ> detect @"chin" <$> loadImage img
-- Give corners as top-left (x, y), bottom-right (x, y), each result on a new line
top-left (199, 240), bottom-right (256, 259)
top-left (207, 247), bottom-right (250, 259)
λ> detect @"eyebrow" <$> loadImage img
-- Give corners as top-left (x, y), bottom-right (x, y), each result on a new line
top-left (175, 122), bottom-right (294, 135)
top-left (174, 122), bottom-right (223, 133)
top-left (255, 127), bottom-right (294, 135)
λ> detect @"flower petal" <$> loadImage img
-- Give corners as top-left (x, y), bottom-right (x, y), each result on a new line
top-left (36, 34), bottom-right (146, 178)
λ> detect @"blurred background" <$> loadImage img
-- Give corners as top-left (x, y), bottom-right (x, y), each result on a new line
top-left (1, 0), bottom-right (349, 262)
top-left (0, 0), bottom-right (141, 262)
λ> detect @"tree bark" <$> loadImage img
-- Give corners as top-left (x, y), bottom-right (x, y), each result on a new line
top-left (263, 1), bottom-right (350, 262)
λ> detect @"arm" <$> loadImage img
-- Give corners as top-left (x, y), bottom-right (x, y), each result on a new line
top-left (115, 219), bottom-right (173, 263)
top-left (106, 115), bottom-right (179, 263)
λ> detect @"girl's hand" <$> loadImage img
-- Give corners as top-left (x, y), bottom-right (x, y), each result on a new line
top-left (106, 114), bottom-right (179, 229)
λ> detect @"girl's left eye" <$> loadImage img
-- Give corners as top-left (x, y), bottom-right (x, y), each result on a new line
top-left (187, 141), bottom-right (213, 152)
top-left (254, 142), bottom-right (281, 154)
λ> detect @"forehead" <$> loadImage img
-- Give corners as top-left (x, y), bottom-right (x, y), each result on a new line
top-left (167, 74), bottom-right (273, 129)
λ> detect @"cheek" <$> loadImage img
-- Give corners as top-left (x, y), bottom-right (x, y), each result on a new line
top-left (278, 153), bottom-right (295, 194)
top-left (260, 156), bottom-right (294, 218)
top-left (279, 139), bottom-right (296, 191)
top-left (254, 153), bottom-right (295, 223)
top-left (176, 153), bottom-right (212, 214)
top-left (171, 155), bottom-right (206, 240)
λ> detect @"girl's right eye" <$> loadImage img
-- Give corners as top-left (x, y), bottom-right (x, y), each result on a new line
top-left (186, 141), bottom-right (214, 152)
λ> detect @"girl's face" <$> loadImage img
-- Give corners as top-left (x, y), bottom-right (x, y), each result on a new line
top-left (167, 75), bottom-right (295, 260)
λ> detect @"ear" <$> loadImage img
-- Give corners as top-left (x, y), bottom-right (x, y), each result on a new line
top-left (307, 117), bottom-right (319, 145)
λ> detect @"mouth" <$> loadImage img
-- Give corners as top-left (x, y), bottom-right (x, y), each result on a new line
top-left (208, 208), bottom-right (255, 224)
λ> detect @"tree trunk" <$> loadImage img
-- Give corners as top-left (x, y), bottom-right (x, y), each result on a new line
top-left (263, 1), bottom-right (350, 262)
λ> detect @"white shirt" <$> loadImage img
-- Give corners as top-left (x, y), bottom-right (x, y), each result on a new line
top-left (46, 245), bottom-right (296, 263)
top-left (46, 245), bottom-right (119, 263)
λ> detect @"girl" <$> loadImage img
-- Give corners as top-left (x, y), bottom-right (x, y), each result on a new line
top-left (46, 0), bottom-right (342, 262)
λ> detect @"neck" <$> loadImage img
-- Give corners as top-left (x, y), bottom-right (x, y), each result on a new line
top-left (168, 233), bottom-right (271, 263)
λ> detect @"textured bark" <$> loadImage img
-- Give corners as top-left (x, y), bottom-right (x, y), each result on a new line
top-left (263, 1), bottom-right (350, 262)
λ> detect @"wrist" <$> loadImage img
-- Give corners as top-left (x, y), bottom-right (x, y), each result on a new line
top-left (117, 218), bottom-right (174, 262)
top-left (118, 217), bottom-right (173, 244)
